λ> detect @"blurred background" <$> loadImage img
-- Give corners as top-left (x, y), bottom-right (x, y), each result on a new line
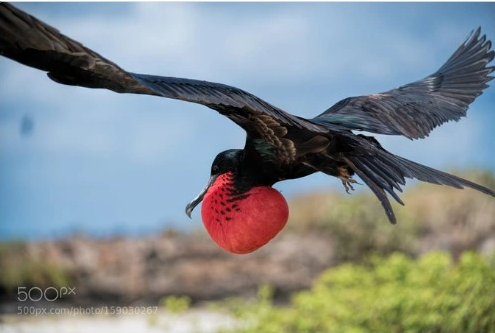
top-left (1, 2), bottom-right (494, 333)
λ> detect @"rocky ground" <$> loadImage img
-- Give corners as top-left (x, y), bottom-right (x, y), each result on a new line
top-left (0, 230), bottom-right (335, 332)
top-left (0, 230), bottom-right (336, 310)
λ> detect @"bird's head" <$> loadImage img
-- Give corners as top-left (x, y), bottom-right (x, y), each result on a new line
top-left (185, 149), bottom-right (243, 218)
top-left (185, 149), bottom-right (289, 254)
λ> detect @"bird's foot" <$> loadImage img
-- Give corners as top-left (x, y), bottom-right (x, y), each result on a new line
top-left (342, 177), bottom-right (358, 193)
top-left (338, 166), bottom-right (359, 194)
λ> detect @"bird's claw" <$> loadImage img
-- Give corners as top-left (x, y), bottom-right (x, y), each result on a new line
top-left (338, 166), bottom-right (360, 194)
top-left (342, 177), bottom-right (358, 194)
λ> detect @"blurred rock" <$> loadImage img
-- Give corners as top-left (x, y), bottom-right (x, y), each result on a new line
top-left (1, 230), bottom-right (335, 306)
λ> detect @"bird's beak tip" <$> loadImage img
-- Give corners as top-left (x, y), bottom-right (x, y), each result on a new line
top-left (185, 174), bottom-right (217, 221)
top-left (185, 205), bottom-right (194, 219)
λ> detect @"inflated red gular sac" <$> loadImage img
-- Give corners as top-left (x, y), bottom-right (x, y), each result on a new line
top-left (201, 175), bottom-right (288, 254)
top-left (186, 150), bottom-right (289, 254)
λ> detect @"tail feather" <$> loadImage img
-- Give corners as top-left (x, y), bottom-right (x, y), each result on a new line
top-left (352, 157), bottom-right (405, 204)
top-left (344, 147), bottom-right (495, 224)
top-left (343, 156), bottom-right (398, 224)
top-left (392, 154), bottom-right (495, 195)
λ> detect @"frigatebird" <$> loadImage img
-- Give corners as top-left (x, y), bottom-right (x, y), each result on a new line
top-left (1, 3), bottom-right (494, 254)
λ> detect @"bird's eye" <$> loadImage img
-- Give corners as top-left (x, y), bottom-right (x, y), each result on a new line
top-left (212, 165), bottom-right (219, 174)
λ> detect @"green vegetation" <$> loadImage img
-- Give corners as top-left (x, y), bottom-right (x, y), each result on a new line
top-left (162, 295), bottom-right (191, 313)
top-left (0, 241), bottom-right (72, 291)
top-left (219, 252), bottom-right (495, 333)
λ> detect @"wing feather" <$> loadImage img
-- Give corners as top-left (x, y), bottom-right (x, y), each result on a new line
top-left (314, 28), bottom-right (494, 139)
top-left (0, 3), bottom-right (325, 165)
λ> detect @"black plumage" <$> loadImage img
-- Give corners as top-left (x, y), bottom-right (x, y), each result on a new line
top-left (1, 3), bottom-right (494, 224)
top-left (313, 30), bottom-right (494, 139)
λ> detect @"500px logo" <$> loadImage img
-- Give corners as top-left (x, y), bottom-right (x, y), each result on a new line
top-left (17, 286), bottom-right (76, 302)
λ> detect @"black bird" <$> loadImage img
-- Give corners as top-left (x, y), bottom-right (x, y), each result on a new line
top-left (1, 3), bottom-right (494, 253)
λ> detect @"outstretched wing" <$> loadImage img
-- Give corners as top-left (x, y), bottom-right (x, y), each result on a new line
top-left (0, 3), bottom-right (326, 164)
top-left (314, 28), bottom-right (494, 139)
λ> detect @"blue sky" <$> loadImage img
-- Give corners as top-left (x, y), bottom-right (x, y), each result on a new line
top-left (1, 2), bottom-right (494, 240)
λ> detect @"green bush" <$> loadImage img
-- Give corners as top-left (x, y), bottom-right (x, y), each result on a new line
top-left (220, 252), bottom-right (495, 333)
top-left (0, 241), bottom-right (72, 291)
top-left (162, 295), bottom-right (191, 313)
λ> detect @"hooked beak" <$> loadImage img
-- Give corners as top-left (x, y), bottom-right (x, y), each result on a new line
top-left (185, 175), bottom-right (218, 218)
